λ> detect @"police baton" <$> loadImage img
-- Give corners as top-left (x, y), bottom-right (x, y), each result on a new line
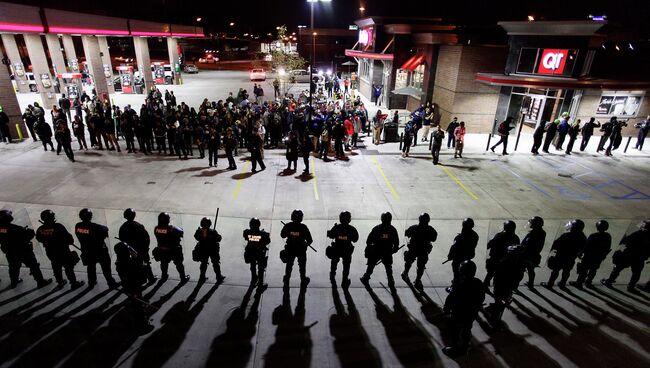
top-left (280, 221), bottom-right (316, 252)
top-left (375, 244), bottom-right (406, 266)
top-left (213, 208), bottom-right (220, 230)
top-left (442, 259), bottom-right (451, 265)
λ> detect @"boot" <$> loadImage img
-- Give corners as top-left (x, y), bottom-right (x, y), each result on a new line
top-left (37, 278), bottom-right (53, 288)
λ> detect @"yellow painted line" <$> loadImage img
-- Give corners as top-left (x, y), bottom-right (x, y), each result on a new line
top-left (311, 157), bottom-right (319, 201)
top-left (232, 161), bottom-right (250, 199)
top-left (439, 165), bottom-right (479, 200)
top-left (371, 157), bottom-right (399, 200)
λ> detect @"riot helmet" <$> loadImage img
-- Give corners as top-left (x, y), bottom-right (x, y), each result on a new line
top-left (419, 213), bottom-right (430, 225)
top-left (123, 208), bottom-right (136, 221)
top-left (249, 217), bottom-right (261, 230)
top-left (503, 220), bottom-right (516, 233)
top-left (567, 219), bottom-right (585, 232)
top-left (0, 210), bottom-right (13, 224)
top-left (529, 216), bottom-right (544, 229)
top-left (596, 220), bottom-right (609, 232)
top-left (291, 209), bottom-right (304, 223)
top-left (200, 217), bottom-right (212, 228)
top-left (339, 211), bottom-right (351, 225)
top-left (458, 260), bottom-right (477, 278)
top-left (462, 218), bottom-right (474, 229)
top-left (381, 212), bottom-right (392, 225)
top-left (158, 212), bottom-right (170, 226)
top-left (79, 208), bottom-right (93, 221)
top-left (40, 210), bottom-right (56, 224)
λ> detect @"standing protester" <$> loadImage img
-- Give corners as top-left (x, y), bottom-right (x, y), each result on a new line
top-left (543, 219), bottom-right (586, 288)
top-left (372, 110), bottom-right (387, 145)
top-left (326, 211), bottom-right (359, 289)
top-left (634, 115), bottom-right (650, 150)
top-left (490, 117), bottom-right (515, 155)
top-left (121, 116), bottom-right (136, 153)
top-left (446, 218), bottom-right (478, 292)
top-left (286, 131), bottom-right (299, 170)
top-left (153, 212), bottom-right (190, 283)
top-left (402, 213), bottom-right (438, 290)
top-left (605, 118), bottom-right (627, 156)
top-left (570, 220), bottom-right (611, 289)
top-left (442, 260), bottom-right (485, 357)
top-left (207, 127), bottom-right (220, 167)
top-left (431, 124), bottom-right (445, 165)
top-left (596, 117), bottom-right (614, 152)
top-left (531, 119), bottom-right (545, 155)
top-left (319, 124), bottom-right (331, 158)
top-left (565, 119), bottom-right (581, 155)
top-left (521, 216), bottom-right (546, 289)
top-left (602, 219), bottom-right (650, 292)
top-left (55, 120), bottom-right (75, 162)
top-left (446, 117), bottom-right (459, 149)
top-left (280, 210), bottom-right (313, 288)
top-left (250, 129), bottom-right (266, 172)
top-left (401, 120), bottom-right (415, 157)
top-left (114, 241), bottom-right (153, 332)
top-left (74, 208), bottom-right (118, 288)
top-left (119, 208), bottom-right (156, 285)
top-left (360, 212), bottom-right (399, 288)
top-left (555, 112), bottom-right (570, 150)
top-left (72, 115), bottom-right (88, 150)
top-left (36, 119), bottom-right (55, 151)
top-left (36, 210), bottom-right (84, 289)
top-left (332, 119), bottom-right (346, 159)
top-left (453, 121), bottom-right (466, 158)
top-left (421, 106), bottom-right (434, 142)
top-left (193, 217), bottom-right (226, 283)
top-left (372, 83), bottom-right (382, 106)
top-left (484, 220), bottom-right (520, 287)
top-left (0, 210), bottom-right (52, 288)
top-left (224, 127), bottom-right (238, 170)
top-left (300, 133), bottom-right (313, 175)
top-left (58, 94), bottom-right (72, 122)
top-left (580, 117), bottom-right (600, 151)
top-left (0, 106), bottom-right (11, 143)
top-left (542, 119), bottom-right (558, 153)
top-left (22, 107), bottom-right (38, 142)
top-left (243, 217), bottom-right (271, 288)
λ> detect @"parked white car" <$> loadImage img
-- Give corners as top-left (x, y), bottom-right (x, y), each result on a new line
top-left (250, 68), bottom-right (266, 81)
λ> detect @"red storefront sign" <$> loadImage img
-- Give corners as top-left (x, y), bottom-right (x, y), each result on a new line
top-left (537, 49), bottom-right (568, 75)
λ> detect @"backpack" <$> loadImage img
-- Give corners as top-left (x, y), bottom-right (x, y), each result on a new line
top-left (497, 122), bottom-right (507, 135)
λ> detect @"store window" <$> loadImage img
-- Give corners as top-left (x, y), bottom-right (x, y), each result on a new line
top-left (596, 92), bottom-right (644, 117)
top-left (409, 64), bottom-right (425, 90)
top-left (515, 48), bottom-right (579, 77)
top-left (395, 69), bottom-right (408, 89)
top-left (505, 87), bottom-right (573, 127)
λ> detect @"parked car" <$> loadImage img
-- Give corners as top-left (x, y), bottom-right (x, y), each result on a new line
top-left (183, 64), bottom-right (199, 74)
top-left (198, 55), bottom-right (218, 64)
top-left (250, 68), bottom-right (266, 81)
top-left (289, 69), bottom-right (311, 83)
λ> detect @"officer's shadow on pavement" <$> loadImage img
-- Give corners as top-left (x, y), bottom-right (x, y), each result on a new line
top-left (262, 285), bottom-right (314, 368)
top-left (174, 166), bottom-right (207, 174)
top-left (193, 168), bottom-right (229, 177)
top-left (406, 283), bottom-right (501, 367)
top-left (206, 284), bottom-right (267, 367)
top-left (131, 280), bottom-right (220, 368)
top-left (363, 284), bottom-right (443, 367)
top-left (232, 172), bottom-right (255, 180)
top-left (278, 168), bottom-right (297, 177)
top-left (329, 285), bottom-right (382, 367)
top-left (506, 289), bottom-right (650, 367)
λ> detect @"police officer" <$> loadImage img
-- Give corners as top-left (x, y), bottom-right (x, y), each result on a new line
top-left (360, 212), bottom-right (399, 288)
top-left (119, 208), bottom-right (156, 284)
top-left (570, 220), bottom-right (611, 289)
top-left (74, 208), bottom-right (118, 288)
top-left (442, 260), bottom-right (485, 357)
top-left (521, 216), bottom-right (546, 289)
top-left (446, 218), bottom-right (479, 292)
top-left (153, 212), bottom-right (190, 283)
top-left (326, 211), bottom-right (359, 288)
top-left (0, 210), bottom-right (52, 288)
top-left (243, 217), bottom-right (271, 287)
top-left (484, 220), bottom-right (520, 287)
top-left (193, 217), bottom-right (226, 283)
top-left (602, 219), bottom-right (650, 292)
top-left (484, 245), bottom-right (526, 328)
top-left (402, 213), bottom-right (438, 289)
top-left (280, 210), bottom-right (313, 287)
top-left (114, 241), bottom-right (152, 331)
top-left (36, 210), bottom-right (84, 289)
top-left (543, 219), bottom-right (587, 288)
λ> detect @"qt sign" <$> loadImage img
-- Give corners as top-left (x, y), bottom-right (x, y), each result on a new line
top-left (537, 49), bottom-right (569, 75)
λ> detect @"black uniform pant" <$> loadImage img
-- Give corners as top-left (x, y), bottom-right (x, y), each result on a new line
top-left (160, 251), bottom-right (186, 278)
top-left (251, 152), bottom-right (266, 171)
top-left (547, 264), bottom-right (573, 286)
top-left (199, 251), bottom-right (222, 278)
top-left (50, 257), bottom-right (77, 284)
top-left (447, 316), bottom-right (474, 351)
top-left (532, 134), bottom-right (543, 154)
top-left (87, 251), bottom-right (116, 285)
top-left (404, 252), bottom-right (428, 281)
top-left (606, 260), bottom-right (645, 287)
top-left (330, 253), bottom-right (352, 280)
top-left (580, 134), bottom-right (592, 151)
top-left (525, 264), bottom-right (537, 285)
top-left (285, 251), bottom-right (307, 281)
top-left (250, 253), bottom-right (267, 283)
top-left (575, 261), bottom-right (602, 285)
top-left (363, 255), bottom-right (394, 283)
top-left (8, 252), bottom-right (45, 284)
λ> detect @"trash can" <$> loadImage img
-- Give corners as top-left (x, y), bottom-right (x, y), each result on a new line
top-left (383, 123), bottom-right (399, 142)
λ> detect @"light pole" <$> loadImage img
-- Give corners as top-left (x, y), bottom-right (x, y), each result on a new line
top-left (306, 0), bottom-right (331, 125)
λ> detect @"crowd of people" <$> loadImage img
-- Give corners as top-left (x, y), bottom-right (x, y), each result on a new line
top-left (1, 205), bottom-right (648, 356)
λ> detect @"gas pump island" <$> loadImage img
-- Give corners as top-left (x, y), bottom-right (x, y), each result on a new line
top-left (117, 65), bottom-right (135, 94)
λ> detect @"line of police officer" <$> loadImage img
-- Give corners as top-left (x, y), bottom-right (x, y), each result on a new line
top-left (0, 208), bottom-right (649, 356)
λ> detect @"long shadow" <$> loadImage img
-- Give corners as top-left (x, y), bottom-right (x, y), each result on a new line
top-left (364, 285), bottom-right (443, 367)
top-left (193, 169), bottom-right (228, 177)
top-left (10, 290), bottom-right (123, 367)
top-left (278, 168), bottom-right (296, 177)
top-left (587, 286), bottom-right (644, 312)
top-left (329, 285), bottom-right (382, 368)
top-left (148, 281), bottom-right (187, 313)
top-left (295, 173), bottom-right (313, 182)
top-left (0, 286), bottom-right (40, 307)
top-left (232, 172), bottom-right (254, 180)
top-left (207, 285), bottom-right (267, 367)
top-left (132, 280), bottom-right (220, 368)
top-left (606, 285), bottom-right (650, 305)
top-left (439, 163), bottom-right (480, 171)
top-left (0, 288), bottom-right (69, 337)
top-left (0, 286), bottom-right (95, 362)
top-left (263, 286), bottom-right (313, 368)
top-left (174, 166), bottom-right (206, 173)
top-left (510, 292), bottom-right (650, 367)
top-left (408, 285), bottom-right (501, 367)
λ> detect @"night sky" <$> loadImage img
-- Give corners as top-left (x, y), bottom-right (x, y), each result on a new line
top-left (7, 0), bottom-right (650, 38)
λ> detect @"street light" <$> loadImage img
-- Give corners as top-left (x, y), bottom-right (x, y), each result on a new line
top-left (229, 22), bottom-right (235, 27)
top-left (196, 17), bottom-right (202, 22)
top-left (306, 0), bottom-right (332, 125)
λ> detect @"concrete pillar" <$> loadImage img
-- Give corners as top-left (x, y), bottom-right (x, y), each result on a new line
top-left (133, 37), bottom-right (154, 91)
top-left (81, 35), bottom-right (110, 103)
top-left (23, 34), bottom-right (57, 108)
top-left (97, 36), bottom-right (115, 93)
top-left (167, 37), bottom-right (180, 84)
top-left (1, 34), bottom-right (30, 94)
top-left (0, 43), bottom-right (28, 140)
top-left (61, 35), bottom-right (80, 72)
top-left (44, 34), bottom-right (66, 76)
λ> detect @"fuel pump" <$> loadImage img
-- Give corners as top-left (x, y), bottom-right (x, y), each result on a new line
top-left (117, 65), bottom-right (135, 94)
top-left (57, 72), bottom-right (83, 99)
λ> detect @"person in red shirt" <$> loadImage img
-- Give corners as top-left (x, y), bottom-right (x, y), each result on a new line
top-left (344, 117), bottom-right (354, 151)
top-left (454, 121), bottom-right (466, 158)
